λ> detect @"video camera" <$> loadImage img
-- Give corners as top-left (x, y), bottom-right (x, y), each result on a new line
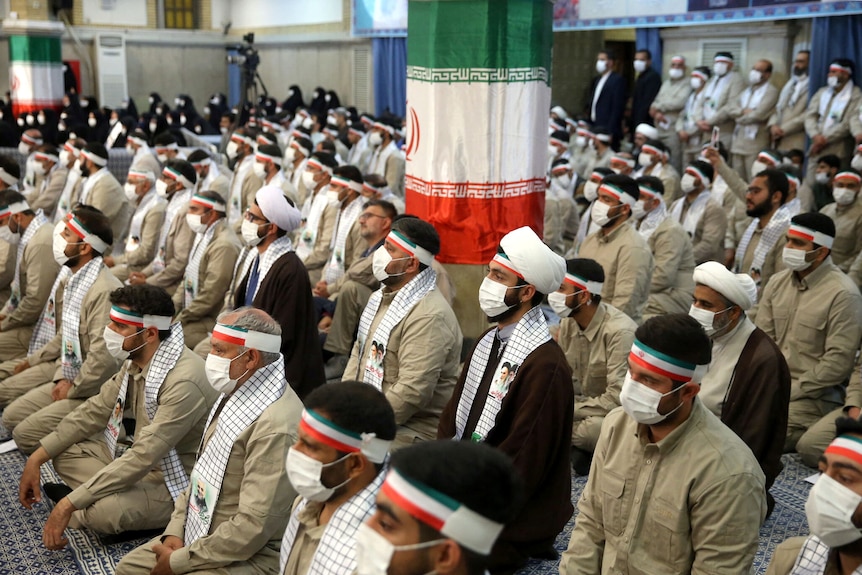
top-left (225, 32), bottom-right (259, 71)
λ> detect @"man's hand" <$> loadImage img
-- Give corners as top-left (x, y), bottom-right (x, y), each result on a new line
top-left (847, 406), bottom-right (861, 420)
top-left (43, 497), bottom-right (75, 550)
top-left (19, 451), bottom-right (46, 509)
top-left (810, 134), bottom-right (827, 156)
top-left (701, 146), bottom-right (722, 168)
top-left (696, 120), bottom-right (712, 132)
top-left (678, 130), bottom-right (689, 143)
top-left (318, 316), bottom-right (332, 333)
top-left (52, 379), bottom-right (73, 401)
top-left (724, 249), bottom-right (735, 269)
top-left (14, 359), bottom-right (30, 374)
top-left (312, 280), bottom-right (329, 298)
top-left (770, 125), bottom-right (785, 140)
top-left (161, 535), bottom-right (183, 551)
top-left (103, 255), bottom-right (115, 267)
top-left (151, 541), bottom-right (179, 575)
top-left (128, 272), bottom-right (147, 286)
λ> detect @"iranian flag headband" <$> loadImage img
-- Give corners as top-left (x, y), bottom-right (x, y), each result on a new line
top-left (826, 435), bottom-right (862, 467)
top-left (564, 272), bottom-right (603, 296)
top-left (492, 251), bottom-right (524, 279)
top-left (387, 230), bottom-right (435, 266)
top-left (0, 168), bottom-right (18, 186)
top-left (788, 223), bottom-right (834, 249)
top-left (81, 149), bottom-right (107, 167)
top-left (299, 408), bottom-right (390, 463)
top-left (191, 194), bottom-right (226, 213)
top-left (63, 214), bottom-right (109, 254)
top-left (638, 184), bottom-right (662, 200)
top-left (162, 166), bottom-right (194, 190)
top-left (598, 182), bottom-right (636, 207)
top-left (629, 339), bottom-right (709, 383)
top-left (831, 63), bottom-right (853, 74)
top-left (255, 151), bottom-right (282, 166)
top-left (212, 323), bottom-right (282, 353)
top-left (382, 468), bottom-right (504, 555)
top-left (834, 171), bottom-right (862, 184)
top-left (110, 305), bottom-right (173, 330)
top-left (306, 158), bottom-right (333, 176)
top-left (331, 175), bottom-right (363, 194)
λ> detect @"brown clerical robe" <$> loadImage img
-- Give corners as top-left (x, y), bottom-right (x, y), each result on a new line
top-left (438, 333), bottom-right (574, 573)
top-left (234, 252), bottom-right (325, 400)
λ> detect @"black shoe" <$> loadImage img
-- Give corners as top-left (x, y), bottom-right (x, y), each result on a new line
top-left (43, 482), bottom-right (73, 503)
top-left (570, 447), bottom-right (593, 476)
top-left (99, 528), bottom-right (163, 545)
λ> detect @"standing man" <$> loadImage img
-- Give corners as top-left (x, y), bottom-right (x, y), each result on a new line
top-left (729, 59), bottom-right (779, 181)
top-left (650, 55), bottom-right (691, 173)
top-left (696, 52), bottom-right (745, 149)
top-left (366, 120), bottom-right (405, 198)
top-left (768, 50), bottom-right (810, 152)
top-left (588, 49), bottom-right (627, 149)
top-left (630, 49), bottom-right (662, 140)
top-left (677, 66), bottom-right (712, 167)
top-left (560, 314), bottom-right (767, 575)
top-left (439, 226), bottom-right (573, 573)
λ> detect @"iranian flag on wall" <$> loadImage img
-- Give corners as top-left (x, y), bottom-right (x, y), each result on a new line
top-left (9, 35), bottom-right (64, 116)
top-left (404, 0), bottom-right (553, 265)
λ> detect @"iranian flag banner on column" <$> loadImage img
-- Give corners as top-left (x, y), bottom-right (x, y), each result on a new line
top-left (9, 35), bottom-right (64, 117)
top-left (404, 0), bottom-right (553, 265)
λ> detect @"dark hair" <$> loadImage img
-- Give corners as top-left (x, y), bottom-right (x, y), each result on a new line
top-left (109, 285), bottom-right (175, 340)
top-left (318, 140), bottom-right (336, 154)
top-left (391, 441), bottom-right (524, 571)
top-left (257, 144), bottom-right (281, 158)
top-left (165, 159), bottom-right (198, 186)
top-left (333, 164), bottom-right (363, 185)
top-left (760, 59), bottom-right (773, 73)
top-left (195, 190), bottom-right (226, 217)
top-left (363, 199), bottom-right (397, 220)
top-left (294, 136), bottom-right (313, 155)
top-left (817, 154), bottom-right (841, 170)
top-left (0, 190), bottom-right (33, 215)
top-left (637, 175), bottom-right (664, 196)
top-left (311, 151), bottom-right (338, 170)
top-left (72, 204), bottom-right (112, 255)
top-left (599, 174), bottom-right (639, 204)
top-left (0, 156), bottom-right (20, 180)
top-left (37, 143), bottom-right (59, 157)
top-left (635, 48), bottom-right (652, 59)
top-left (635, 314), bottom-right (711, 387)
top-left (550, 130), bottom-right (569, 143)
top-left (688, 160), bottom-right (715, 183)
top-left (831, 58), bottom-right (856, 76)
top-left (693, 65), bottom-right (712, 80)
top-left (153, 132), bottom-right (177, 147)
top-left (567, 258), bottom-right (604, 304)
top-left (754, 168), bottom-right (789, 204)
top-left (391, 217), bottom-right (440, 266)
top-left (186, 149), bottom-right (210, 163)
top-left (786, 149), bottom-right (805, 163)
top-left (792, 212), bottom-right (836, 248)
top-left (599, 48), bottom-right (616, 61)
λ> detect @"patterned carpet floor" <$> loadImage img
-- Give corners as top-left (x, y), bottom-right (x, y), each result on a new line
top-left (0, 432), bottom-right (814, 575)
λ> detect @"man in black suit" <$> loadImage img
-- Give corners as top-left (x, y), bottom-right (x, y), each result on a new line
top-left (631, 49), bottom-right (663, 140)
top-left (588, 49), bottom-right (627, 150)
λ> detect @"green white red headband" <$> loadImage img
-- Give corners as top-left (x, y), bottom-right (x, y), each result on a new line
top-left (685, 166), bottom-right (711, 187)
top-left (162, 166), bottom-right (194, 190)
top-left (230, 133), bottom-right (254, 146)
top-left (62, 214), bottom-right (109, 253)
top-left (189, 156), bottom-right (211, 167)
top-left (638, 184), bottom-right (662, 199)
top-left (110, 305), bottom-right (172, 330)
top-left (330, 175), bottom-right (363, 194)
top-left (306, 158), bottom-right (333, 175)
top-left (492, 252), bottom-right (524, 279)
top-left (191, 194), bottom-right (226, 213)
top-left (34, 152), bottom-right (59, 164)
top-left (598, 182), bottom-right (637, 207)
top-left (831, 63), bottom-right (853, 74)
top-left (290, 140), bottom-right (311, 158)
top-left (255, 151), bottom-right (282, 166)
top-left (788, 223), bottom-right (834, 249)
top-left (127, 134), bottom-right (147, 146)
top-left (156, 142), bottom-right (179, 151)
top-left (756, 150), bottom-right (781, 165)
top-left (373, 121), bottom-right (395, 135)
top-left (128, 168), bottom-right (155, 182)
top-left (834, 171), bottom-right (861, 184)
top-left (641, 144), bottom-right (662, 157)
top-left (388, 230), bottom-right (434, 266)
top-left (212, 323), bottom-right (281, 353)
top-left (611, 155), bottom-right (635, 168)
top-left (629, 339), bottom-right (709, 383)
top-left (0, 168), bottom-right (18, 186)
top-left (0, 200), bottom-right (30, 217)
top-left (299, 408), bottom-right (390, 463)
top-left (381, 468), bottom-right (504, 555)
top-left (826, 435), bottom-right (862, 467)
top-left (21, 133), bottom-right (42, 146)
top-left (564, 272), bottom-right (602, 296)
top-left (81, 149), bottom-right (108, 167)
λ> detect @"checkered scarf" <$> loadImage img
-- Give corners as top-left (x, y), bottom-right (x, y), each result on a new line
top-left (355, 267), bottom-right (437, 390)
top-left (125, 191), bottom-right (161, 249)
top-left (183, 221), bottom-right (218, 309)
top-left (61, 258), bottom-right (103, 381)
top-left (296, 188), bottom-right (333, 261)
top-left (734, 204), bottom-right (791, 286)
top-left (454, 305), bottom-right (550, 442)
top-left (153, 189), bottom-right (191, 273)
top-left (279, 460), bottom-right (389, 575)
top-left (671, 190), bottom-right (710, 237)
top-left (54, 169), bottom-right (81, 223)
top-left (28, 267), bottom-right (71, 355)
top-left (323, 198), bottom-right (364, 285)
top-left (230, 235), bottom-right (294, 306)
top-left (789, 535), bottom-right (861, 575)
top-left (104, 323), bottom-right (189, 499)
top-left (637, 200), bottom-right (667, 241)
top-left (78, 168), bottom-right (108, 205)
top-left (5, 213), bottom-right (48, 314)
top-left (183, 356), bottom-right (287, 545)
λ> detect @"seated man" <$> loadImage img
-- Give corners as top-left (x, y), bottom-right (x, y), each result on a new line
top-left (560, 313), bottom-right (767, 575)
top-left (344, 217), bottom-right (462, 447)
top-left (439, 226), bottom-right (573, 573)
top-left (279, 381), bottom-right (396, 575)
top-left (105, 168), bottom-right (165, 282)
top-left (756, 213), bottom-right (862, 452)
top-left (690, 261), bottom-right (790, 512)
top-left (295, 152), bottom-right (339, 284)
top-left (18, 285), bottom-right (218, 546)
top-left (550, 258), bottom-right (636, 474)
top-left (360, 441), bottom-right (523, 575)
top-left (766, 418), bottom-right (862, 575)
top-left (174, 191), bottom-right (241, 348)
top-left (3, 206), bottom-right (122, 454)
top-left (115, 307), bottom-right (303, 575)
top-left (670, 160), bottom-right (728, 264)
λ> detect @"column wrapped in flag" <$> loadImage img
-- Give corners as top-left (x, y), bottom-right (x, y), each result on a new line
top-left (8, 34), bottom-right (64, 117)
top-left (404, 0), bottom-right (553, 264)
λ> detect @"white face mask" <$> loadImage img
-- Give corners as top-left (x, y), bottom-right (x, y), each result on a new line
top-left (87, 117), bottom-right (97, 128)
top-left (372, 246), bottom-right (410, 282)
top-left (690, 77), bottom-right (703, 91)
top-left (155, 179), bottom-right (170, 198)
top-left (815, 172), bottom-right (831, 185)
top-left (610, 167), bottom-right (622, 176)
top-left (204, 350), bottom-right (248, 395)
top-left (583, 181), bottom-right (599, 203)
top-left (226, 140), bottom-right (240, 160)
top-left (241, 219), bottom-right (266, 247)
top-left (123, 183), bottom-right (139, 202)
top-left (220, 126), bottom-right (229, 135)
top-left (828, 75), bottom-right (840, 89)
top-left (180, 115), bottom-right (187, 126)
top-left (688, 304), bottom-right (732, 338)
top-left (548, 144), bottom-right (559, 158)
top-left (285, 447), bottom-right (352, 502)
top-left (833, 186), bottom-right (857, 206)
top-left (633, 60), bottom-right (647, 74)
top-left (0, 224), bottom-right (19, 245)
top-left (575, 136), bottom-right (587, 149)
top-left (595, 59), bottom-right (608, 74)
top-left (157, 153), bottom-right (169, 163)
top-left (102, 325), bottom-right (146, 360)
top-left (252, 161), bottom-right (267, 179)
top-left (748, 69), bottom-right (763, 85)
top-left (590, 201), bottom-right (616, 227)
top-left (619, 372), bottom-right (686, 425)
top-left (750, 161), bottom-right (768, 177)
top-left (548, 291), bottom-right (574, 318)
top-left (355, 522), bottom-right (445, 575)
top-left (805, 473), bottom-right (862, 548)
top-left (680, 173), bottom-right (698, 193)
top-left (25, 115), bottom-right (35, 126)
top-left (32, 162), bottom-right (46, 176)
top-left (637, 152), bottom-right (653, 167)
top-left (302, 170), bottom-right (318, 191)
top-left (782, 246), bottom-right (816, 272)
top-left (284, 148), bottom-right (297, 164)
top-left (59, 150), bottom-right (71, 167)
top-left (555, 174), bottom-right (572, 191)
top-left (326, 189), bottom-right (340, 203)
top-left (631, 200), bottom-right (647, 221)
top-left (478, 276), bottom-right (520, 317)
top-left (852, 155), bottom-right (862, 172)
top-left (186, 213), bottom-right (209, 234)
top-left (368, 131), bottom-right (383, 147)
top-left (713, 62), bottom-right (728, 77)
top-left (669, 68), bottom-right (684, 80)
top-left (52, 225), bottom-right (76, 266)
top-left (18, 142), bottom-right (30, 156)
top-left (149, 122), bottom-right (158, 134)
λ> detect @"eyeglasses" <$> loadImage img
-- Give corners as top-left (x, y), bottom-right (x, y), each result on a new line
top-left (244, 210), bottom-right (269, 224)
top-left (358, 213), bottom-right (387, 222)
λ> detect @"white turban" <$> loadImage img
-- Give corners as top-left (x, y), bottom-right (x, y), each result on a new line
top-left (635, 123), bottom-right (659, 140)
top-left (499, 226), bottom-right (565, 295)
top-left (551, 105), bottom-right (568, 120)
top-left (693, 261), bottom-right (757, 310)
top-left (255, 185), bottom-right (301, 233)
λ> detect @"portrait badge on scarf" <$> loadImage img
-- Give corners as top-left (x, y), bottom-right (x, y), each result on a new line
top-left (364, 339), bottom-right (385, 381)
top-left (188, 470), bottom-right (216, 524)
top-left (490, 362), bottom-right (519, 401)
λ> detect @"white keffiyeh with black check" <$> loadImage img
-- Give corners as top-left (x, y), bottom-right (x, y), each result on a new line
top-left (789, 535), bottom-right (862, 575)
top-left (5, 212), bottom-right (48, 313)
top-left (230, 235), bottom-right (293, 306)
top-left (183, 221), bottom-right (218, 309)
top-left (29, 267), bottom-right (70, 355)
top-left (61, 258), bottom-right (103, 381)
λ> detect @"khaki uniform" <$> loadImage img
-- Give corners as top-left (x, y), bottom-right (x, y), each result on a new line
top-left (676, 89), bottom-right (709, 167)
top-left (40, 347), bottom-right (218, 534)
top-left (281, 499), bottom-right (326, 575)
top-left (558, 303), bottom-right (636, 451)
top-left (701, 70), bottom-right (746, 148)
top-left (805, 85), bottom-right (862, 181)
top-left (343, 287), bottom-right (462, 448)
top-left (201, 173), bottom-right (231, 202)
top-left (729, 82), bottom-right (780, 181)
top-left (130, 149), bottom-right (161, 177)
top-left (327, 234), bottom-right (376, 299)
top-left (755, 260), bottom-right (862, 450)
top-left (650, 78), bottom-right (691, 173)
top-left (302, 201), bottom-right (338, 286)
top-left (765, 537), bottom-right (823, 575)
top-left (111, 200), bottom-right (166, 281)
top-left (544, 196), bottom-right (578, 256)
top-left (115, 387), bottom-right (303, 575)
top-left (640, 162), bottom-right (681, 203)
top-left (141, 199), bottom-right (194, 296)
top-left (820, 198), bottom-right (862, 272)
top-left (714, 161), bottom-right (753, 259)
top-left (560, 400), bottom-right (766, 575)
top-left (173, 221), bottom-right (242, 348)
top-left (583, 146), bottom-right (612, 178)
top-left (768, 76), bottom-right (810, 152)
top-left (579, 221), bottom-right (654, 325)
top-left (0, 238), bottom-right (15, 306)
top-left (82, 170), bottom-right (133, 249)
top-left (27, 165), bottom-right (68, 219)
top-left (641, 217), bottom-right (696, 318)
top-left (5, 265), bottom-right (122, 454)
top-left (0, 223), bottom-right (58, 361)
top-left (672, 195), bottom-right (728, 264)
top-left (230, 157), bottom-right (264, 235)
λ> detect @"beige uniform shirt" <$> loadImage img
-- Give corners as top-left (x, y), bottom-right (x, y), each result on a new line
top-left (642, 217), bottom-right (695, 317)
top-left (579, 221), bottom-right (654, 324)
top-left (85, 170), bottom-right (133, 248)
top-left (702, 70), bottom-right (746, 147)
top-left (343, 286), bottom-right (461, 447)
top-left (651, 78), bottom-right (691, 134)
top-left (28, 165), bottom-right (68, 219)
top-left (729, 82), bottom-right (780, 156)
top-left (560, 400), bottom-right (767, 575)
top-left (805, 85), bottom-right (862, 161)
top-left (281, 499), bottom-right (326, 575)
top-left (768, 77), bottom-right (810, 151)
top-left (163, 388), bottom-right (303, 574)
top-left (40, 347), bottom-right (219, 509)
top-left (820, 198), bottom-right (862, 272)
top-left (141, 199), bottom-right (194, 295)
top-left (673, 195), bottom-right (728, 264)
top-left (755, 259), bottom-right (862, 402)
top-left (112, 200), bottom-right (167, 274)
top-left (1, 222), bottom-right (59, 331)
top-left (302, 201), bottom-right (338, 285)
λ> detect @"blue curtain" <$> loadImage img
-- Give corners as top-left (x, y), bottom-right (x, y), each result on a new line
top-left (810, 15), bottom-right (862, 97)
top-left (373, 37), bottom-right (407, 118)
top-left (635, 28), bottom-right (662, 73)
